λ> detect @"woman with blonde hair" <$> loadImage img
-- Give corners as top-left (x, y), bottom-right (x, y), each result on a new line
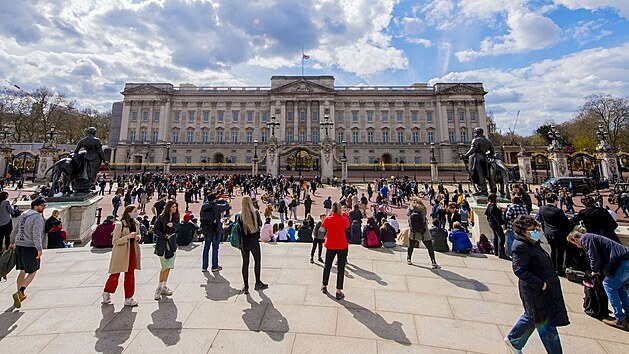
top-left (238, 196), bottom-right (268, 294)
top-left (102, 205), bottom-right (142, 307)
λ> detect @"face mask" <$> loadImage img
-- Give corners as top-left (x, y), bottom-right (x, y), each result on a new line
top-left (131, 212), bottom-right (139, 219)
top-left (529, 230), bottom-right (541, 241)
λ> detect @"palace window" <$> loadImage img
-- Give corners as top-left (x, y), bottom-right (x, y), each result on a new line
top-left (174, 112), bottom-right (180, 123)
top-left (189, 111), bottom-right (195, 123)
top-left (246, 131), bottom-right (253, 143)
top-left (414, 156), bottom-right (420, 164)
top-left (153, 112), bottom-right (160, 122)
top-left (287, 131), bottom-right (293, 143)
top-left (382, 131), bottom-right (389, 143)
top-left (367, 131), bottom-right (374, 144)
top-left (261, 131), bottom-right (268, 143)
top-left (218, 111), bottom-right (224, 123)
top-left (203, 112), bottom-right (209, 122)
top-left (151, 130), bottom-right (158, 143)
top-left (337, 131), bottom-right (344, 143)
top-left (448, 131), bottom-right (455, 143)
top-left (287, 112), bottom-right (294, 122)
top-left (202, 131), bottom-right (209, 143)
top-left (396, 111), bottom-right (403, 123)
top-left (354, 156), bottom-right (360, 164)
top-left (172, 131), bottom-right (179, 143)
top-left (299, 130), bottom-right (305, 143)
top-left (352, 111), bottom-right (358, 123)
top-left (382, 111), bottom-right (388, 122)
top-left (367, 111), bottom-right (373, 123)
top-left (262, 112), bottom-right (268, 123)
top-left (140, 130), bottom-right (147, 142)
top-left (459, 111), bottom-right (465, 122)
top-left (299, 111), bottom-right (306, 122)
top-left (460, 131), bottom-right (467, 143)
top-left (216, 131), bottom-right (223, 143)
top-left (352, 131), bottom-right (359, 143)
top-left (411, 111), bottom-right (418, 123)
top-left (231, 131), bottom-right (238, 143)
top-left (397, 131), bottom-right (404, 143)
top-left (447, 110), bottom-right (454, 122)
top-left (470, 111), bottom-right (477, 121)
top-left (412, 131), bottom-right (419, 144)
top-left (247, 111), bottom-right (253, 123)
top-left (185, 156), bottom-right (192, 164)
top-left (427, 111), bottom-right (433, 123)
top-left (142, 112), bottom-right (149, 122)
top-left (187, 131), bottom-right (194, 143)
top-left (336, 111), bottom-right (343, 122)
top-left (232, 111), bottom-right (239, 122)
top-left (312, 131), bottom-right (319, 143)
top-left (129, 130), bottom-right (136, 142)
top-left (312, 111), bottom-right (319, 122)
top-left (131, 111), bottom-right (138, 122)
top-left (427, 131), bottom-right (434, 143)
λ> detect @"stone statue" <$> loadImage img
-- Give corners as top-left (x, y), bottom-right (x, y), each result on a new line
top-left (46, 127), bottom-right (108, 196)
top-left (73, 127), bottom-right (108, 193)
top-left (460, 127), bottom-right (495, 196)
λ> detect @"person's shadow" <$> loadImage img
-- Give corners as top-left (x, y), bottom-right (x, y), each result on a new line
top-left (345, 262), bottom-right (388, 286)
top-left (201, 272), bottom-right (239, 301)
top-left (94, 305), bottom-right (136, 354)
top-left (147, 298), bottom-right (182, 346)
top-left (410, 264), bottom-right (489, 291)
top-left (338, 298), bottom-right (411, 345)
top-left (242, 292), bottom-right (289, 342)
top-left (0, 306), bottom-right (24, 339)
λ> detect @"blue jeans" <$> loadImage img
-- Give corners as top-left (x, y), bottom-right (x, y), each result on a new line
top-left (603, 260), bottom-right (629, 321)
top-left (507, 312), bottom-right (562, 354)
top-left (202, 229), bottom-right (221, 270)
top-left (279, 213), bottom-right (285, 224)
top-left (506, 230), bottom-right (515, 256)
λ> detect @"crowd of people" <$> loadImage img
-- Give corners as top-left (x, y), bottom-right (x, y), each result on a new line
top-left (3, 170), bottom-right (628, 354)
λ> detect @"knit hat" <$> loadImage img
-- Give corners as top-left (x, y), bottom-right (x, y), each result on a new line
top-left (105, 215), bottom-right (115, 222)
top-left (183, 212), bottom-right (192, 222)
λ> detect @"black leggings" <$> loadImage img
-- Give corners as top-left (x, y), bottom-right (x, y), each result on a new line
top-left (322, 248), bottom-right (348, 290)
top-left (240, 235), bottom-right (262, 288)
top-left (548, 239), bottom-right (566, 274)
top-left (407, 239), bottom-right (436, 263)
top-left (490, 222), bottom-right (506, 256)
top-left (311, 239), bottom-right (323, 258)
top-left (0, 220), bottom-right (12, 250)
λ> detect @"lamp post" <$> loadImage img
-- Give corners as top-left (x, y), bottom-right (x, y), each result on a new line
top-left (266, 115), bottom-right (280, 137)
top-left (430, 142), bottom-right (438, 184)
top-left (0, 128), bottom-right (12, 146)
top-left (164, 142), bottom-right (171, 174)
top-left (252, 139), bottom-right (259, 175)
top-left (547, 125), bottom-right (562, 149)
top-left (0, 128), bottom-right (13, 177)
top-left (45, 126), bottom-right (58, 146)
top-left (321, 114), bottom-right (333, 138)
top-left (341, 140), bottom-right (348, 181)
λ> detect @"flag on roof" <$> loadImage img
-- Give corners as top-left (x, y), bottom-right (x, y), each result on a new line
top-left (302, 54), bottom-right (310, 60)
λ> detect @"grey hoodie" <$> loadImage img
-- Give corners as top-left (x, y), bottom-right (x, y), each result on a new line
top-left (10, 209), bottom-right (45, 251)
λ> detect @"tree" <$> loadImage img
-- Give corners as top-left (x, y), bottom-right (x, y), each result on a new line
top-left (579, 94), bottom-right (629, 151)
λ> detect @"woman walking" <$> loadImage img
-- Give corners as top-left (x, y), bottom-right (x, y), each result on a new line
top-left (238, 196), bottom-right (268, 294)
top-left (153, 200), bottom-right (179, 300)
top-left (321, 202), bottom-right (350, 300)
top-left (407, 198), bottom-right (440, 268)
top-left (0, 191), bottom-right (15, 252)
top-left (504, 215), bottom-right (569, 354)
top-left (45, 209), bottom-right (65, 249)
top-left (102, 205), bottom-right (142, 306)
top-left (485, 193), bottom-right (509, 260)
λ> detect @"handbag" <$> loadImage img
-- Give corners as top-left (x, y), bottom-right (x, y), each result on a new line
top-left (228, 214), bottom-right (243, 248)
top-left (10, 207), bottom-right (22, 218)
top-left (0, 249), bottom-right (16, 281)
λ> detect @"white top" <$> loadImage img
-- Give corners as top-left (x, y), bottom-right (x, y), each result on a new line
top-left (387, 218), bottom-right (400, 233)
top-left (277, 229), bottom-right (288, 241)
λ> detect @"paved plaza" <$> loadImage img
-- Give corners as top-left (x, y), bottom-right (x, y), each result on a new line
top-left (1, 240), bottom-right (628, 353)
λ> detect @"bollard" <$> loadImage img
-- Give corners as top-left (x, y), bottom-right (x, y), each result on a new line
top-left (95, 207), bottom-right (103, 224)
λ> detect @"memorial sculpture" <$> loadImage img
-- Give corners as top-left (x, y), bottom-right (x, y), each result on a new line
top-left (46, 127), bottom-right (108, 196)
top-left (460, 127), bottom-right (511, 196)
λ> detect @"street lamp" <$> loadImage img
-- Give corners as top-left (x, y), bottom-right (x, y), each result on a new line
top-left (253, 139), bottom-right (258, 159)
top-left (0, 127), bottom-right (12, 145)
top-left (596, 124), bottom-right (608, 143)
top-left (430, 142), bottom-right (436, 163)
top-left (266, 115), bottom-right (280, 137)
top-left (321, 114), bottom-right (333, 138)
top-left (341, 140), bottom-right (347, 159)
top-left (547, 125), bottom-right (561, 146)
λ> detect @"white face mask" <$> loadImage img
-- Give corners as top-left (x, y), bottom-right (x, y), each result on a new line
top-left (131, 212), bottom-right (139, 219)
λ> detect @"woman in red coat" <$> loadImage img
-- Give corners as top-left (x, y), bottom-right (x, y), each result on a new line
top-left (321, 202), bottom-right (350, 300)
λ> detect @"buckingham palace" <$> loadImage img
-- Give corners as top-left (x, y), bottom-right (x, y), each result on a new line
top-left (110, 75), bottom-right (488, 177)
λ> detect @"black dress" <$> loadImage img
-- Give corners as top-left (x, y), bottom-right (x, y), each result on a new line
top-left (45, 217), bottom-right (65, 249)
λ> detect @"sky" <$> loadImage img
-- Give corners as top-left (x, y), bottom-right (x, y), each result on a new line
top-left (1, 0), bottom-right (628, 136)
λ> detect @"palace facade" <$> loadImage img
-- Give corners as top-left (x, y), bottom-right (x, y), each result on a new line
top-left (112, 75), bottom-right (488, 173)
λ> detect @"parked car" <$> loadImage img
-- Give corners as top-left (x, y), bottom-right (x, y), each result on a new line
top-left (541, 177), bottom-right (595, 195)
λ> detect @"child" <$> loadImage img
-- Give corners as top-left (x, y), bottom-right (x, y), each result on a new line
top-left (460, 207), bottom-right (470, 232)
top-left (287, 220), bottom-right (296, 242)
top-left (276, 223), bottom-right (288, 242)
top-left (477, 233), bottom-right (494, 254)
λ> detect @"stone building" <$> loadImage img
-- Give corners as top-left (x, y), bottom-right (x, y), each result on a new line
top-left (112, 75), bottom-right (488, 175)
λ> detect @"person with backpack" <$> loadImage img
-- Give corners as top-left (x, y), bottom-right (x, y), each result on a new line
top-left (485, 193), bottom-right (509, 260)
top-left (237, 196), bottom-right (268, 294)
top-left (407, 198), bottom-right (440, 268)
top-left (101, 205), bottom-right (142, 307)
top-left (323, 197), bottom-right (332, 215)
top-left (0, 191), bottom-right (16, 253)
top-left (153, 200), bottom-right (179, 300)
top-left (379, 219), bottom-right (397, 248)
top-left (278, 197), bottom-right (287, 224)
top-left (177, 213), bottom-right (198, 246)
top-left (200, 194), bottom-right (231, 272)
top-left (361, 217), bottom-right (381, 248)
top-left (9, 198), bottom-right (46, 309)
top-left (321, 202), bottom-right (350, 300)
top-left (311, 213), bottom-right (326, 263)
top-left (112, 192), bottom-right (122, 217)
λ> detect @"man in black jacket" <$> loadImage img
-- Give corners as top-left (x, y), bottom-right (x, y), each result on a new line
top-left (200, 194), bottom-right (231, 272)
top-left (536, 194), bottom-right (572, 276)
top-left (572, 197), bottom-right (622, 244)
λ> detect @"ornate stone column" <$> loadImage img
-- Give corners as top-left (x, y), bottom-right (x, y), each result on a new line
top-left (252, 140), bottom-right (259, 175)
top-left (266, 137), bottom-right (279, 177)
top-left (516, 145), bottom-right (534, 184)
top-left (37, 147), bottom-right (60, 180)
top-left (547, 126), bottom-right (569, 178)
top-left (320, 137), bottom-right (335, 181)
top-left (430, 142), bottom-right (439, 184)
top-left (595, 125), bottom-right (617, 181)
top-left (0, 146), bottom-right (13, 178)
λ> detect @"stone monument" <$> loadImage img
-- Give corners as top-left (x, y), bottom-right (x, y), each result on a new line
top-left (0, 128), bottom-right (13, 178)
top-left (547, 125), bottom-right (569, 178)
top-left (595, 124), bottom-right (618, 181)
top-left (517, 144), bottom-right (534, 184)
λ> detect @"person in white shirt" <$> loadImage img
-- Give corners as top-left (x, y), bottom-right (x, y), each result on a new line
top-left (276, 223), bottom-right (288, 242)
top-left (387, 215), bottom-right (400, 234)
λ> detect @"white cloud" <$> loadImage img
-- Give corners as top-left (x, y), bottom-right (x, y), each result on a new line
top-left (432, 43), bottom-right (629, 135)
top-left (455, 7), bottom-right (561, 61)
top-left (407, 38), bottom-right (433, 47)
top-left (566, 19), bottom-right (613, 45)
top-left (553, 0), bottom-right (629, 18)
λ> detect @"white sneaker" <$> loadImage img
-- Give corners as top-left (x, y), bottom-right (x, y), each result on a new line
top-left (101, 292), bottom-right (111, 304)
top-left (504, 337), bottom-right (523, 354)
top-left (431, 263), bottom-right (441, 269)
top-left (124, 297), bottom-right (138, 307)
top-left (160, 286), bottom-right (173, 296)
top-left (154, 288), bottom-right (162, 300)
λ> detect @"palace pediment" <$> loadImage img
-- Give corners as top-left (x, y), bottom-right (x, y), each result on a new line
top-left (436, 84), bottom-right (486, 96)
top-left (122, 84), bottom-right (171, 96)
top-left (269, 79), bottom-right (335, 95)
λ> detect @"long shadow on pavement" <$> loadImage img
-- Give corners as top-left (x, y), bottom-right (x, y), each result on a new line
top-left (411, 264), bottom-right (490, 291)
top-left (147, 298), bottom-right (182, 346)
top-left (0, 306), bottom-right (23, 339)
top-left (242, 291), bottom-right (289, 342)
top-left (336, 297), bottom-right (411, 345)
top-left (201, 271), bottom-right (239, 301)
top-left (94, 304), bottom-right (136, 354)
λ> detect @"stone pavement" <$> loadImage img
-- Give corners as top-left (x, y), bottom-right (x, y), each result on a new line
top-left (1, 242), bottom-right (628, 353)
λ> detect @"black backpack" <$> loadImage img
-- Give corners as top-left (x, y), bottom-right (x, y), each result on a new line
top-left (200, 202), bottom-right (219, 230)
top-left (409, 211), bottom-right (426, 234)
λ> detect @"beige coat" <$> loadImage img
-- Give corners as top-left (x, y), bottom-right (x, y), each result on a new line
top-left (108, 220), bottom-right (142, 274)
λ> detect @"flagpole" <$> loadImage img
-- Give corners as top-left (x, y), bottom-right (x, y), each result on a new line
top-left (301, 45), bottom-right (304, 76)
